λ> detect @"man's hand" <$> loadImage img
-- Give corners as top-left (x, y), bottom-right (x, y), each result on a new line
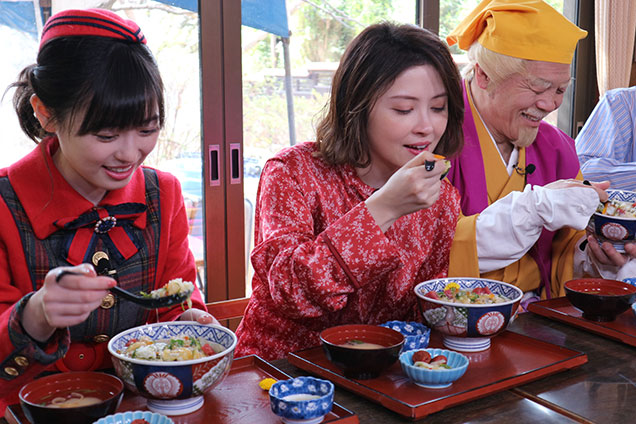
top-left (586, 236), bottom-right (636, 266)
top-left (544, 179), bottom-right (610, 202)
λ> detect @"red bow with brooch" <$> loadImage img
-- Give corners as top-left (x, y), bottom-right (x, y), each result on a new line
top-left (54, 203), bottom-right (147, 265)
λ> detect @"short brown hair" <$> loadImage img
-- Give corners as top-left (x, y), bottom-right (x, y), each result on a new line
top-left (316, 22), bottom-right (464, 167)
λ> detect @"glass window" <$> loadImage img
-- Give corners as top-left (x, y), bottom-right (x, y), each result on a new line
top-left (0, 21), bottom-right (37, 168)
top-left (125, 3), bottom-right (204, 286)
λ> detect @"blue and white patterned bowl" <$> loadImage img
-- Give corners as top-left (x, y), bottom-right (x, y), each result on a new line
top-left (624, 278), bottom-right (636, 287)
top-left (400, 348), bottom-right (468, 389)
top-left (269, 377), bottom-right (334, 424)
top-left (414, 278), bottom-right (523, 352)
top-left (588, 189), bottom-right (636, 253)
top-left (108, 322), bottom-right (236, 416)
top-left (380, 321), bottom-right (430, 352)
top-left (94, 410), bottom-right (174, 424)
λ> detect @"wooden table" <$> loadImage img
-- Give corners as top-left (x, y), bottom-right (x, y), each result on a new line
top-left (5, 312), bottom-right (635, 423)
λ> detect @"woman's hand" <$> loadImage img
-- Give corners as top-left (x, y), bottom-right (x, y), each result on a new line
top-left (22, 264), bottom-right (116, 342)
top-left (365, 151), bottom-right (444, 232)
top-left (179, 308), bottom-right (220, 325)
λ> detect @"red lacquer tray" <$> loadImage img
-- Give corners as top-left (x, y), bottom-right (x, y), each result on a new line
top-left (287, 330), bottom-right (587, 420)
top-left (5, 355), bottom-right (358, 424)
top-left (528, 296), bottom-right (636, 347)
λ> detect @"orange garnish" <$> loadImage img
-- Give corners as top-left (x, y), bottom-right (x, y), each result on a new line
top-left (259, 378), bottom-right (277, 391)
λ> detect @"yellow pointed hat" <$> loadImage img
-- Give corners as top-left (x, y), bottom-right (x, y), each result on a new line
top-left (447, 0), bottom-right (587, 64)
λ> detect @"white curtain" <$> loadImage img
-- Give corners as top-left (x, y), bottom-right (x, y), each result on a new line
top-left (594, 0), bottom-right (636, 96)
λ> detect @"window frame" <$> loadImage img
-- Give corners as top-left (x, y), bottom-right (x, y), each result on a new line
top-left (200, 0), bottom-right (246, 302)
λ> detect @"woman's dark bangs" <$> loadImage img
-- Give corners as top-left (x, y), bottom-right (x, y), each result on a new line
top-left (77, 45), bottom-right (163, 135)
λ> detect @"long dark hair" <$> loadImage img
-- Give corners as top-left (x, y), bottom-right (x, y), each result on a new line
top-left (10, 35), bottom-right (164, 142)
top-left (316, 22), bottom-right (464, 167)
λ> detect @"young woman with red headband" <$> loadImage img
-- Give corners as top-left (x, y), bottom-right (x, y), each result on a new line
top-left (0, 9), bottom-right (216, 410)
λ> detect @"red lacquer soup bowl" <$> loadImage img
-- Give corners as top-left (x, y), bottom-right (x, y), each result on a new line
top-left (320, 324), bottom-right (404, 380)
top-left (19, 371), bottom-right (123, 424)
top-left (564, 278), bottom-right (636, 322)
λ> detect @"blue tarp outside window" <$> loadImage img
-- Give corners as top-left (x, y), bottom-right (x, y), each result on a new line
top-left (0, 1), bottom-right (40, 38)
top-left (0, 0), bottom-right (289, 38)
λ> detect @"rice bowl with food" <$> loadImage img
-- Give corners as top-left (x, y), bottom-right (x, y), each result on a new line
top-left (108, 322), bottom-right (236, 416)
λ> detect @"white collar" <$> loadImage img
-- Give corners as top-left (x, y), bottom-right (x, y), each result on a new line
top-left (468, 87), bottom-right (519, 176)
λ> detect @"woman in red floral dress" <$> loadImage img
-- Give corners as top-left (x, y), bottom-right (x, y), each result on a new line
top-left (236, 22), bottom-right (465, 360)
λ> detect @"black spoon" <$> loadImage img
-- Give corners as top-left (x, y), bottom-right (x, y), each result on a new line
top-left (55, 270), bottom-right (193, 309)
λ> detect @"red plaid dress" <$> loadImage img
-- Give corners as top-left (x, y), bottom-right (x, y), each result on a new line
top-left (0, 138), bottom-right (206, 412)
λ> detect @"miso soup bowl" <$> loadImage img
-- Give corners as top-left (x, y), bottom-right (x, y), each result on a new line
top-left (587, 189), bottom-right (636, 253)
top-left (415, 278), bottom-right (523, 352)
top-left (108, 321), bottom-right (236, 416)
top-left (320, 324), bottom-right (404, 379)
top-left (565, 278), bottom-right (636, 322)
top-left (19, 371), bottom-right (123, 424)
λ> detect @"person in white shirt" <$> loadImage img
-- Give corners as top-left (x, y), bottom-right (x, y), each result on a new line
top-left (576, 86), bottom-right (636, 192)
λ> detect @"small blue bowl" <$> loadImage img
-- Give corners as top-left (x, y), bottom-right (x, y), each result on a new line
top-left (400, 348), bottom-right (469, 389)
top-left (623, 278), bottom-right (636, 287)
top-left (269, 377), bottom-right (334, 424)
top-left (380, 320), bottom-right (430, 352)
top-left (94, 410), bottom-right (173, 424)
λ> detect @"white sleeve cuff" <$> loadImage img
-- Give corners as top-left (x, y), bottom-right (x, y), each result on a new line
top-left (477, 185), bottom-right (599, 273)
top-left (531, 185), bottom-right (599, 231)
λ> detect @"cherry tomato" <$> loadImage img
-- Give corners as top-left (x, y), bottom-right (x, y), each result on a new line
top-left (412, 350), bottom-right (431, 364)
top-left (431, 355), bottom-right (447, 364)
top-left (201, 343), bottom-right (215, 356)
top-left (474, 287), bottom-right (492, 295)
top-left (425, 291), bottom-right (440, 300)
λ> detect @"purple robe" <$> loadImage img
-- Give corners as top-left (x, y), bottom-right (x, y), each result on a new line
top-left (447, 82), bottom-right (581, 295)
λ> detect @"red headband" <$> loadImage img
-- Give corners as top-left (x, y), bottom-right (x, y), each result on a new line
top-left (40, 9), bottom-right (146, 49)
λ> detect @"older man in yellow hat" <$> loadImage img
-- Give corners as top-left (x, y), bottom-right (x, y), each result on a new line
top-left (445, 0), bottom-right (636, 305)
